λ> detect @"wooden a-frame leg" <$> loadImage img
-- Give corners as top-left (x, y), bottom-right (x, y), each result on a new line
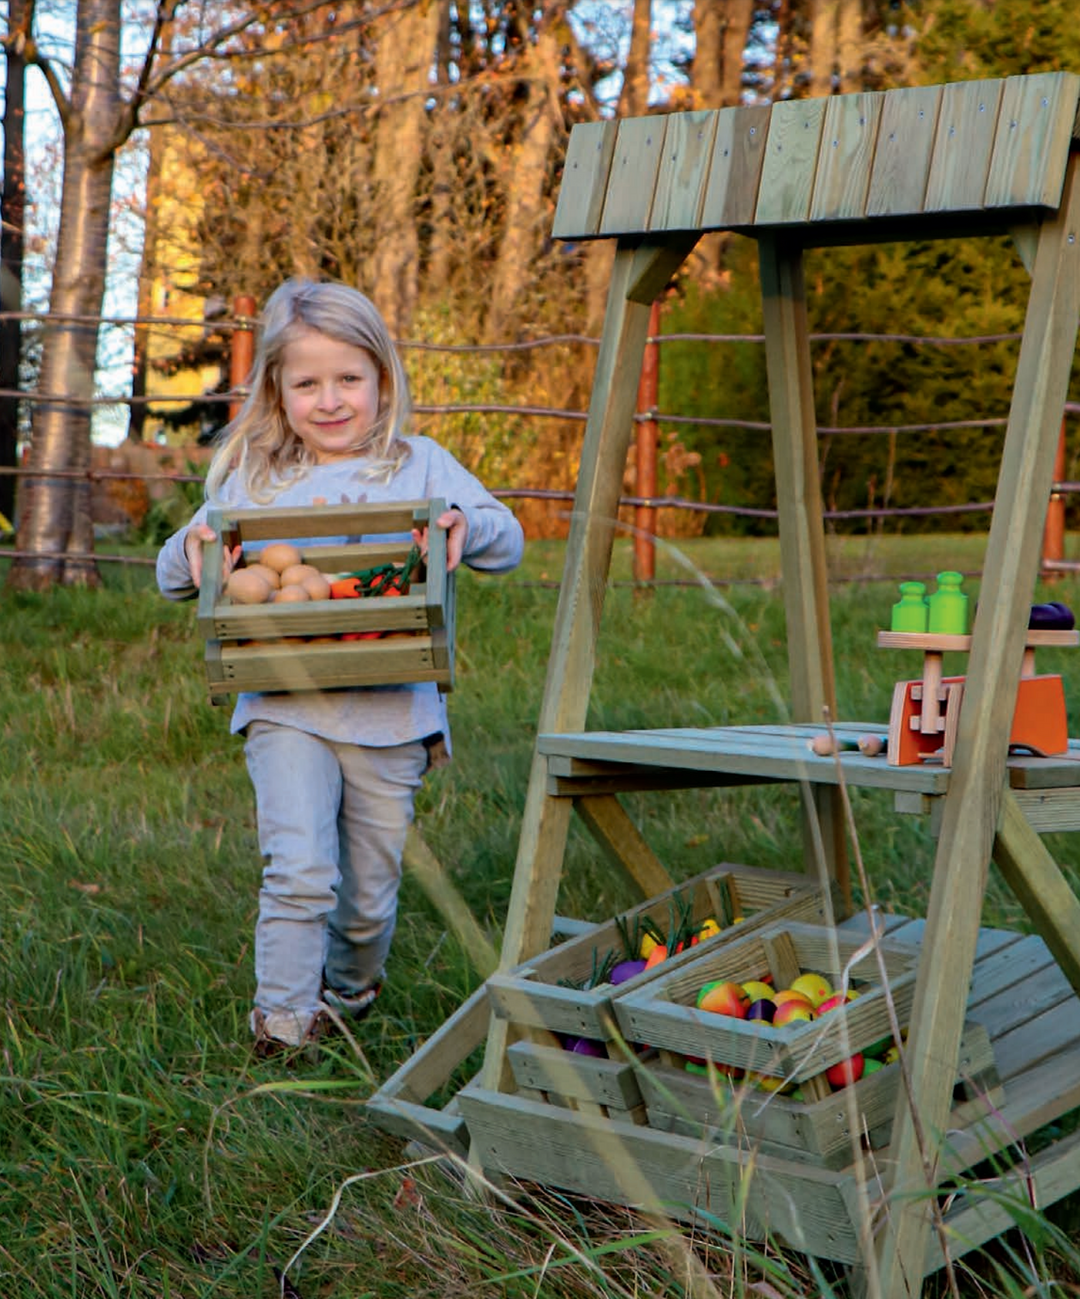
top-left (758, 233), bottom-right (850, 912)
top-left (475, 235), bottom-right (697, 1107)
top-left (993, 788), bottom-right (1080, 996)
top-left (872, 152), bottom-right (1080, 1299)
top-left (573, 793), bottom-right (675, 899)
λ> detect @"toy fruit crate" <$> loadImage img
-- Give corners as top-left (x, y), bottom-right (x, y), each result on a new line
top-left (196, 499), bottom-right (454, 705)
top-left (634, 1019), bottom-right (1001, 1170)
top-left (504, 1039), bottom-right (653, 1125)
top-left (612, 921), bottom-right (925, 1087)
top-left (484, 864), bottom-right (835, 1046)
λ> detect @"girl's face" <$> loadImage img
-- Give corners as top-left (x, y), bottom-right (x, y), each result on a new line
top-left (279, 327), bottom-right (384, 463)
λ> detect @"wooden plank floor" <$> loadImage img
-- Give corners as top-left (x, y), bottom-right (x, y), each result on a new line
top-left (839, 911), bottom-right (1080, 1180)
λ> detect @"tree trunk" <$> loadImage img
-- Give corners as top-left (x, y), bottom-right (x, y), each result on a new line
top-left (619, 0), bottom-right (652, 118)
top-left (721, 0), bottom-right (754, 106)
top-left (484, 17), bottom-right (563, 342)
top-left (369, 0), bottom-right (443, 339)
top-left (693, 0), bottom-right (723, 107)
top-left (9, 0), bottom-right (120, 591)
top-left (810, 0), bottom-right (839, 98)
top-left (836, 0), bottom-right (863, 93)
top-left (0, 0), bottom-right (28, 526)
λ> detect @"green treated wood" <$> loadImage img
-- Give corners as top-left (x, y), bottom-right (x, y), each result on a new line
top-left (992, 788), bottom-right (1080, 996)
top-left (700, 103), bottom-right (771, 228)
top-left (648, 110), bottom-right (719, 232)
top-left (598, 116), bottom-right (668, 237)
top-left (572, 793), bottom-right (675, 899)
top-left (874, 151), bottom-right (1080, 1299)
top-left (810, 91), bottom-right (884, 222)
top-left (984, 72), bottom-right (1080, 210)
top-left (757, 236), bottom-right (849, 908)
top-left (476, 239), bottom-right (697, 1103)
top-left (924, 78), bottom-right (1004, 212)
top-left (507, 1041), bottom-right (644, 1112)
top-left (755, 98), bottom-right (828, 225)
top-left (551, 120), bottom-right (618, 239)
top-left (866, 84), bottom-right (943, 218)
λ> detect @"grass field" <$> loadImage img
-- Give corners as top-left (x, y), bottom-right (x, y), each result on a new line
top-left (4, 532), bottom-right (1080, 1298)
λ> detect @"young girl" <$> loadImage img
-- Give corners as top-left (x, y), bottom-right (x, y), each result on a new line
top-left (157, 278), bottom-right (524, 1055)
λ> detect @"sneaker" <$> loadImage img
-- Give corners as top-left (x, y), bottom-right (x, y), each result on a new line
top-left (251, 1007), bottom-right (325, 1060)
top-left (321, 981), bottom-right (381, 1021)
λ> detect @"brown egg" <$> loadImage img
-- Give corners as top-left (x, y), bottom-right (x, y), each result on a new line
top-left (259, 542), bottom-right (304, 574)
top-left (245, 562), bottom-right (281, 589)
top-left (225, 568), bottom-right (273, 604)
top-left (272, 583), bottom-right (311, 603)
top-left (280, 562), bottom-right (323, 586)
top-left (299, 572), bottom-right (332, 601)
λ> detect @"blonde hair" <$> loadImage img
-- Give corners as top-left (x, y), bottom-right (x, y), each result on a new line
top-left (206, 278), bottom-right (411, 503)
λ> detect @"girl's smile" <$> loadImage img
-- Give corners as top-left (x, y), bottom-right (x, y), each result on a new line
top-left (280, 327), bottom-right (384, 463)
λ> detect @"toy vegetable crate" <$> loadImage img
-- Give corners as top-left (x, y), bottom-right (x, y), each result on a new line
top-left (196, 499), bottom-right (454, 705)
top-left (612, 921), bottom-right (927, 1086)
top-left (484, 864), bottom-right (835, 1045)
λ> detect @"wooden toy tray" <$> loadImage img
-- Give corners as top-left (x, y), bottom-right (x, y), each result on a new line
top-left (612, 921), bottom-right (920, 1084)
top-left (196, 499), bottom-right (454, 704)
top-left (484, 864), bottom-right (834, 1044)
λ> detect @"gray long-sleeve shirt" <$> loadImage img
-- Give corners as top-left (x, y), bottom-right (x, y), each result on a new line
top-left (156, 436), bottom-right (524, 747)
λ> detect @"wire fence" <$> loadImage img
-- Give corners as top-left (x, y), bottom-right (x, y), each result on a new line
top-left (4, 307), bottom-right (1080, 580)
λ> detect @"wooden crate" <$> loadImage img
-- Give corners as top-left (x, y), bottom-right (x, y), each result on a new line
top-left (196, 499), bottom-right (454, 704)
top-left (485, 864), bottom-right (835, 1044)
top-left (635, 1020), bottom-right (1001, 1169)
top-left (612, 921), bottom-right (922, 1084)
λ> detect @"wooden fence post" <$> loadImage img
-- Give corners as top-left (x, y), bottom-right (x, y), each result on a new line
top-left (229, 294), bottom-right (257, 422)
top-left (1042, 418), bottom-right (1067, 580)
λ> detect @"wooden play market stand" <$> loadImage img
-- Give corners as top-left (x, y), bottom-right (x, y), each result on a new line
top-left (370, 73), bottom-right (1080, 1297)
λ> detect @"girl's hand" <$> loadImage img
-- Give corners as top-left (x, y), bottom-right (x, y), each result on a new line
top-left (183, 524), bottom-right (241, 589)
top-left (412, 508), bottom-right (467, 572)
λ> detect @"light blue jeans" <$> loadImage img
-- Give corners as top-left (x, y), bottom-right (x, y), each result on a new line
top-left (243, 721), bottom-right (428, 1023)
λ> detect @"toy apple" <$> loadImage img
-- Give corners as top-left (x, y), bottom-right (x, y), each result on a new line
top-left (741, 979), bottom-right (775, 1003)
top-left (772, 1000), bottom-right (816, 1027)
top-left (696, 980), bottom-right (750, 1018)
top-left (773, 988), bottom-right (814, 1009)
top-left (817, 990), bottom-right (857, 1014)
top-left (789, 971), bottom-right (833, 1007)
top-left (825, 1052), bottom-right (865, 1088)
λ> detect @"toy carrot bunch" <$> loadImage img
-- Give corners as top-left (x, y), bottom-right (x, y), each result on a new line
top-left (329, 543), bottom-right (423, 600)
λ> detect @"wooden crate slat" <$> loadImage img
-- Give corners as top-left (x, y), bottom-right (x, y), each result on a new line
top-left (551, 120), bottom-right (619, 240)
top-left (924, 78), bottom-right (1005, 212)
top-left (866, 84), bottom-right (943, 217)
top-left (699, 104), bottom-right (771, 228)
top-left (985, 71), bottom-right (1080, 210)
top-left (648, 110), bottom-right (719, 232)
top-left (598, 116), bottom-right (668, 237)
top-left (218, 499), bottom-right (430, 542)
top-left (459, 1084), bottom-right (863, 1262)
top-left (809, 92), bottom-right (884, 222)
top-left (754, 98), bottom-right (828, 225)
top-left (507, 1041), bottom-right (644, 1112)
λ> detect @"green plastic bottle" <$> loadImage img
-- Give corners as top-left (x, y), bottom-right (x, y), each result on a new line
top-left (927, 570), bottom-right (968, 635)
top-left (891, 581), bottom-right (929, 632)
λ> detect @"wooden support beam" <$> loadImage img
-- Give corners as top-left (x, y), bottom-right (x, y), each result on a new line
top-left (477, 237), bottom-right (696, 1102)
top-left (758, 233), bottom-right (850, 912)
top-left (573, 793), bottom-right (675, 900)
top-left (993, 788), bottom-right (1080, 996)
top-left (874, 151), bottom-right (1080, 1299)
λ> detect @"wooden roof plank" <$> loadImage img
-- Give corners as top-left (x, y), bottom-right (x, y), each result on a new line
top-left (810, 91), bottom-right (885, 222)
top-left (755, 97), bottom-right (828, 225)
top-left (648, 109), bottom-right (719, 232)
top-left (551, 120), bottom-right (618, 240)
top-left (985, 71), bottom-right (1080, 210)
top-left (924, 78), bottom-right (1005, 212)
top-left (699, 103), bottom-right (771, 228)
top-left (866, 84), bottom-right (943, 218)
top-left (598, 115), bottom-right (668, 237)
